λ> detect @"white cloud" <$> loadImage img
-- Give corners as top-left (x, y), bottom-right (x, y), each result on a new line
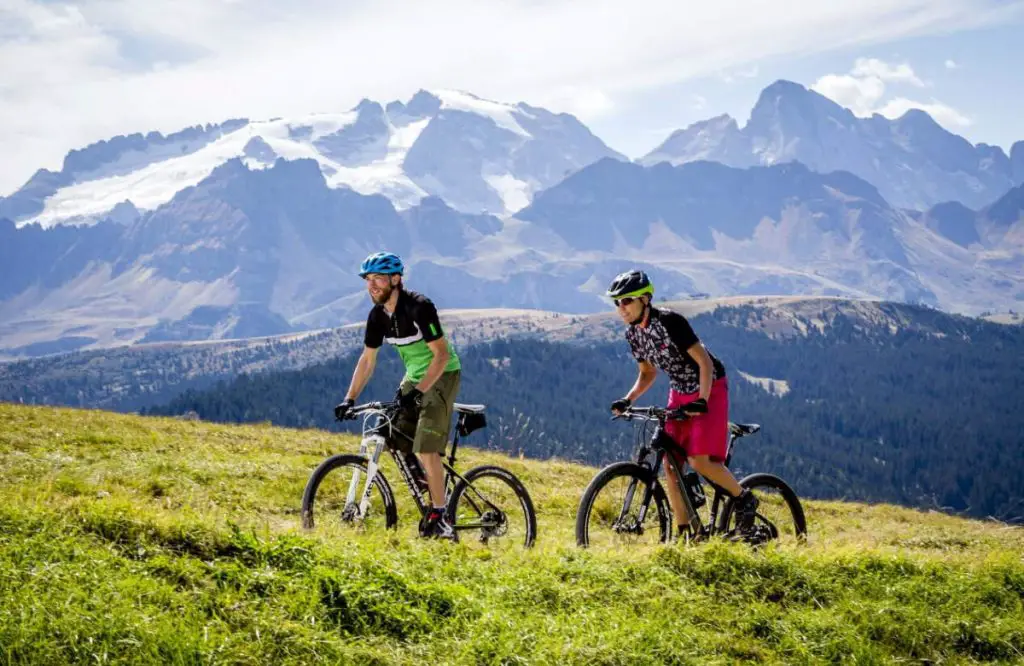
top-left (876, 98), bottom-right (972, 127)
top-left (812, 56), bottom-right (972, 130)
top-left (1, 0), bottom-right (1020, 194)
top-left (720, 64), bottom-right (760, 84)
top-left (811, 72), bottom-right (888, 116)
top-left (539, 87), bottom-right (616, 120)
top-left (944, 59), bottom-right (959, 69)
top-left (850, 57), bottom-right (925, 85)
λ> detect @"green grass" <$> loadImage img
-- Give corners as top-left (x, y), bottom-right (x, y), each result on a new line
top-left (1, 403), bottom-right (1023, 665)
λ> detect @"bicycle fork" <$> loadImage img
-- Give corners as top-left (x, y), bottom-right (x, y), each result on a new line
top-left (617, 459), bottom-right (702, 540)
top-left (614, 476), bottom-right (653, 533)
top-left (346, 434), bottom-right (386, 519)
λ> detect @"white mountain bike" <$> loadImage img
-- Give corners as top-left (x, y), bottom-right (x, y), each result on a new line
top-left (301, 400), bottom-right (537, 548)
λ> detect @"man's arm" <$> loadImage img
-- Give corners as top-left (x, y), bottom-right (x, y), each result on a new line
top-left (345, 346), bottom-right (380, 402)
top-left (416, 337), bottom-right (450, 393)
top-left (411, 297), bottom-right (452, 393)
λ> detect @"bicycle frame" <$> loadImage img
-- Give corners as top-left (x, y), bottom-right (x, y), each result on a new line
top-left (346, 402), bottom-right (506, 531)
top-left (618, 407), bottom-right (744, 540)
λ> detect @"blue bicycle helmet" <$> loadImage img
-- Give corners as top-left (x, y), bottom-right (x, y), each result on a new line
top-left (358, 251), bottom-right (404, 277)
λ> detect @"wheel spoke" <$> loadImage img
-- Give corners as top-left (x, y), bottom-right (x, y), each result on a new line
top-left (576, 463), bottom-right (670, 549)
top-left (301, 454), bottom-right (397, 534)
top-left (448, 467), bottom-right (536, 550)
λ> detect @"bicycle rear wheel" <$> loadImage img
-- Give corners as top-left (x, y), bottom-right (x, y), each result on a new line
top-left (447, 465), bottom-right (537, 549)
top-left (301, 454), bottom-right (398, 532)
top-left (719, 473), bottom-right (807, 546)
top-left (575, 462), bottom-right (672, 548)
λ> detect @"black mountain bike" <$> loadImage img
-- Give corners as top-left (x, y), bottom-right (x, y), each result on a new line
top-left (302, 400), bottom-right (537, 549)
top-left (575, 405), bottom-right (806, 548)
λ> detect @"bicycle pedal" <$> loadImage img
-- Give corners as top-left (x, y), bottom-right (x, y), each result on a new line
top-left (726, 527), bottom-right (769, 546)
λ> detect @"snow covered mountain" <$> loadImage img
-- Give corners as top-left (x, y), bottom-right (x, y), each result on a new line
top-left (2, 154), bottom-right (1021, 358)
top-left (640, 80), bottom-right (1024, 211)
top-left (0, 90), bottom-right (623, 228)
top-left (515, 158), bottom-right (1022, 316)
top-left (3, 83), bottom-right (1023, 358)
top-left (0, 156), bottom-right (472, 355)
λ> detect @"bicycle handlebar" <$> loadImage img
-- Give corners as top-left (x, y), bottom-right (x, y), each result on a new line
top-left (352, 400), bottom-right (399, 413)
top-left (336, 400), bottom-right (400, 421)
top-left (611, 405), bottom-right (696, 423)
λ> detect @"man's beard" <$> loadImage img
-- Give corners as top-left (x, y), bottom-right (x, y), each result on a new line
top-left (371, 282), bottom-right (395, 305)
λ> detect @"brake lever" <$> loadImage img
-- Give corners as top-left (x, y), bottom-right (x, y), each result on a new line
top-left (666, 408), bottom-right (689, 421)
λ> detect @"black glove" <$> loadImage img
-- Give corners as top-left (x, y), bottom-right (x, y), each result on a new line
top-left (680, 398), bottom-right (708, 415)
top-left (334, 398), bottom-right (355, 421)
top-left (398, 387), bottom-right (423, 411)
top-left (610, 397), bottom-right (631, 414)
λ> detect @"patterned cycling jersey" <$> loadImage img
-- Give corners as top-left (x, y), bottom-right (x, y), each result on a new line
top-left (364, 288), bottom-right (461, 383)
top-left (625, 306), bottom-right (726, 395)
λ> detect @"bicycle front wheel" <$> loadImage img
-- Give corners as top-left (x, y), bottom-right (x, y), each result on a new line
top-left (575, 462), bottom-right (672, 548)
top-left (301, 454), bottom-right (398, 532)
top-left (447, 465), bottom-right (537, 549)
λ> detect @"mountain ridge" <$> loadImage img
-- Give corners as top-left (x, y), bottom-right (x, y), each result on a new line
top-left (1, 89), bottom-right (622, 228)
top-left (3, 152), bottom-right (1022, 355)
top-left (2, 81), bottom-right (1022, 355)
top-left (640, 79), bottom-right (1024, 211)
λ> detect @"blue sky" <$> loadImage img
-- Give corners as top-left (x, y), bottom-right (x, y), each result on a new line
top-left (598, 18), bottom-right (1024, 158)
top-left (2, 0), bottom-right (1023, 195)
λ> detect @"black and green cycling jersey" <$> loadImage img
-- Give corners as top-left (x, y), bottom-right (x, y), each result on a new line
top-left (364, 288), bottom-right (461, 383)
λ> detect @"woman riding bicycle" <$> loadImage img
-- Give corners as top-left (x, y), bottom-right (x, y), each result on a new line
top-left (606, 270), bottom-right (759, 541)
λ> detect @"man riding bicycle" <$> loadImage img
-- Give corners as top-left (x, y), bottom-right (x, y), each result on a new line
top-left (606, 270), bottom-right (759, 541)
top-left (334, 252), bottom-right (462, 539)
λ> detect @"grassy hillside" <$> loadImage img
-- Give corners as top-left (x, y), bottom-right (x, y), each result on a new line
top-left (2, 403), bottom-right (1023, 665)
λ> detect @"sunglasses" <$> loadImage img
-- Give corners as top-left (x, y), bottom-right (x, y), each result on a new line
top-left (614, 297), bottom-right (638, 307)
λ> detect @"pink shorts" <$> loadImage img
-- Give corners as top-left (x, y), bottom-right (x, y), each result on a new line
top-left (665, 377), bottom-right (729, 462)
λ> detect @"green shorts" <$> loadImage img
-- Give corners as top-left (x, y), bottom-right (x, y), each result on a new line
top-left (390, 370), bottom-right (461, 454)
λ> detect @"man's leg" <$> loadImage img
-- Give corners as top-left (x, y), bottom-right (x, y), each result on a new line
top-left (420, 452), bottom-right (445, 509)
top-left (390, 381), bottom-right (421, 456)
top-left (412, 370), bottom-right (460, 538)
top-left (391, 382), bottom-right (430, 492)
